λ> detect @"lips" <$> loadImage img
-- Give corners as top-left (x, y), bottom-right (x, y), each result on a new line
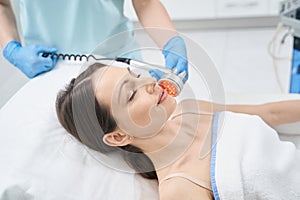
top-left (158, 89), bottom-right (167, 104)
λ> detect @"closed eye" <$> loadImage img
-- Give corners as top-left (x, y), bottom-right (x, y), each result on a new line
top-left (127, 68), bottom-right (140, 102)
top-left (128, 90), bottom-right (137, 101)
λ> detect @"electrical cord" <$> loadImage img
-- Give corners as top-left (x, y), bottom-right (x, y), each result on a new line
top-left (268, 22), bottom-right (293, 93)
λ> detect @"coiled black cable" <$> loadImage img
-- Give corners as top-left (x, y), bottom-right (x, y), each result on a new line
top-left (41, 53), bottom-right (116, 62)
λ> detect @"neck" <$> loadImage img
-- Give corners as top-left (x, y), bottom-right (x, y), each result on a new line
top-left (132, 118), bottom-right (198, 171)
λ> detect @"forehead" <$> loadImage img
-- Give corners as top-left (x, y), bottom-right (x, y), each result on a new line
top-left (91, 66), bottom-right (128, 106)
top-left (92, 66), bottom-right (128, 83)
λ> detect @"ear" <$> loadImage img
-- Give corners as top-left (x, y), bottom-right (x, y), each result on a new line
top-left (103, 131), bottom-right (133, 147)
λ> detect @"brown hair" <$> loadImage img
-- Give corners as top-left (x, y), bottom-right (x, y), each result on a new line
top-left (55, 63), bottom-right (157, 180)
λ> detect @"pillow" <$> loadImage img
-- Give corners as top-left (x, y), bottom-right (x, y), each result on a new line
top-left (0, 60), bottom-right (159, 200)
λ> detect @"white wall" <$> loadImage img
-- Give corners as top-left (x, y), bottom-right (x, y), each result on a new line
top-left (184, 28), bottom-right (292, 94)
top-left (124, 0), bottom-right (282, 20)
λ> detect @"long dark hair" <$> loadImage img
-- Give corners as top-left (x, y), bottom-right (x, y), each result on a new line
top-left (55, 63), bottom-right (157, 180)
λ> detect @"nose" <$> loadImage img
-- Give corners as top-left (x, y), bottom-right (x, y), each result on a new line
top-left (145, 78), bottom-right (156, 94)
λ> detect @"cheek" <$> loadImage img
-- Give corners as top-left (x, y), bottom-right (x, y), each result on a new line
top-left (130, 99), bottom-right (155, 125)
top-left (117, 96), bottom-right (173, 138)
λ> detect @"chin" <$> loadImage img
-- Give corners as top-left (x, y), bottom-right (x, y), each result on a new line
top-left (165, 97), bottom-right (177, 115)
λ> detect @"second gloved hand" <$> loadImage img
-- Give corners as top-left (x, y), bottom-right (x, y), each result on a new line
top-left (3, 40), bottom-right (58, 78)
top-left (148, 69), bottom-right (165, 82)
top-left (162, 36), bottom-right (188, 83)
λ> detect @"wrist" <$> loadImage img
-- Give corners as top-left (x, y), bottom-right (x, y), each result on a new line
top-left (2, 40), bottom-right (21, 61)
top-left (163, 36), bottom-right (183, 47)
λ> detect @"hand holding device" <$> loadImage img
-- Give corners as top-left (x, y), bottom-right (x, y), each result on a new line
top-left (3, 40), bottom-right (58, 78)
top-left (162, 36), bottom-right (188, 83)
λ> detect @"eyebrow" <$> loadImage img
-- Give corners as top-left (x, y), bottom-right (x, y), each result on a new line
top-left (127, 67), bottom-right (135, 77)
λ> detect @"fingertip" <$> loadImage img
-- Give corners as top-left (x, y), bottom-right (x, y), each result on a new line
top-left (148, 71), bottom-right (160, 81)
top-left (40, 58), bottom-right (54, 70)
top-left (176, 59), bottom-right (188, 74)
top-left (148, 71), bottom-right (156, 77)
top-left (43, 63), bottom-right (56, 73)
top-left (27, 73), bottom-right (36, 79)
top-left (162, 49), bottom-right (169, 58)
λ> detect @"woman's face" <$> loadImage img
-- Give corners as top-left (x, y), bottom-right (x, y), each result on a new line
top-left (92, 66), bottom-right (177, 138)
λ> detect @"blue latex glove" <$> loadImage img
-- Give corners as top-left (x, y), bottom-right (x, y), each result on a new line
top-left (148, 69), bottom-right (165, 82)
top-left (3, 40), bottom-right (58, 78)
top-left (161, 36), bottom-right (188, 83)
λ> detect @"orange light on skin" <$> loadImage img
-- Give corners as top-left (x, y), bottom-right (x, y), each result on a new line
top-left (158, 80), bottom-right (178, 97)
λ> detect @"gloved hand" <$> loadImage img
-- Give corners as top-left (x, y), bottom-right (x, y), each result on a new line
top-left (3, 40), bottom-right (58, 78)
top-left (161, 36), bottom-right (188, 83)
top-left (148, 69), bottom-right (165, 81)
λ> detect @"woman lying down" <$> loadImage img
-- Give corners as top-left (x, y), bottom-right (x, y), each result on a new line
top-left (55, 63), bottom-right (300, 200)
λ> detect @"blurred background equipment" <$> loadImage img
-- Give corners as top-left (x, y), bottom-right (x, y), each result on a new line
top-left (280, 0), bottom-right (300, 93)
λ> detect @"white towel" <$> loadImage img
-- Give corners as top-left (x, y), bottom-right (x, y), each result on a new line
top-left (210, 111), bottom-right (300, 200)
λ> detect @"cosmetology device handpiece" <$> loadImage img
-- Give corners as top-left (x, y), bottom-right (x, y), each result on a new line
top-left (42, 53), bottom-right (186, 97)
top-left (115, 58), bottom-right (186, 97)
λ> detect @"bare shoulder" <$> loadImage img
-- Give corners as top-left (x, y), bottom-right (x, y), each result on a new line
top-left (159, 177), bottom-right (213, 200)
